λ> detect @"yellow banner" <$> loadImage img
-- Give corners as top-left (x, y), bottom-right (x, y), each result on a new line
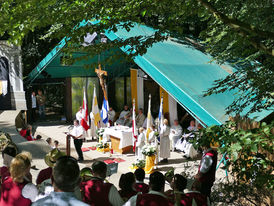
top-left (159, 87), bottom-right (169, 115)
top-left (130, 69), bottom-right (138, 111)
top-left (0, 81), bottom-right (2, 95)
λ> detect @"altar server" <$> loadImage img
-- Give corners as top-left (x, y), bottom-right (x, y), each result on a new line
top-left (136, 127), bottom-right (146, 160)
top-left (89, 111), bottom-right (96, 139)
top-left (108, 107), bottom-right (116, 125)
top-left (159, 119), bottom-right (170, 163)
top-left (169, 120), bottom-right (183, 151)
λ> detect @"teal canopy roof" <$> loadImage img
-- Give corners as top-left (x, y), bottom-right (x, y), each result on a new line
top-left (26, 23), bottom-right (272, 126)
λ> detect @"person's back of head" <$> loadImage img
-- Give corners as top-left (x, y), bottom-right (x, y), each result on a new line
top-left (134, 168), bottom-right (145, 182)
top-left (119, 172), bottom-right (135, 191)
top-left (2, 144), bottom-right (17, 159)
top-left (53, 156), bottom-right (80, 192)
top-left (10, 152), bottom-right (31, 183)
top-left (149, 171), bottom-right (165, 192)
top-left (91, 161), bottom-right (107, 179)
top-left (174, 174), bottom-right (187, 192)
top-left (36, 135), bottom-right (42, 140)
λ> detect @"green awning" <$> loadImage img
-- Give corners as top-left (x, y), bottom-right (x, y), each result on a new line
top-left (26, 22), bottom-right (272, 126)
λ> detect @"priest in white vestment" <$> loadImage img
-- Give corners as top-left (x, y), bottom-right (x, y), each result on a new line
top-left (108, 107), bottom-right (116, 125)
top-left (169, 120), bottom-right (183, 151)
top-left (116, 105), bottom-right (130, 125)
top-left (159, 119), bottom-right (170, 163)
top-left (136, 127), bottom-right (146, 160)
top-left (136, 108), bottom-right (146, 128)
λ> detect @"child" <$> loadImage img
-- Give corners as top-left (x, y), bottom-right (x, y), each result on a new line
top-left (134, 168), bottom-right (149, 194)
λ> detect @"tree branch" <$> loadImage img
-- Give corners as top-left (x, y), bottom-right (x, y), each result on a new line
top-left (197, 0), bottom-right (274, 40)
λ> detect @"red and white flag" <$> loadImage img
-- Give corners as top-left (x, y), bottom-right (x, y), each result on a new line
top-left (132, 99), bottom-right (138, 152)
top-left (81, 89), bottom-right (90, 131)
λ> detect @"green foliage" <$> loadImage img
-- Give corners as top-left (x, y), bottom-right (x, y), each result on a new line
top-left (193, 120), bottom-right (274, 191)
top-left (0, 0), bottom-right (273, 114)
top-left (132, 159), bottom-right (145, 169)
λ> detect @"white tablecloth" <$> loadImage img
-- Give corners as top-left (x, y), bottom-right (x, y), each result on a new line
top-left (103, 126), bottom-right (133, 149)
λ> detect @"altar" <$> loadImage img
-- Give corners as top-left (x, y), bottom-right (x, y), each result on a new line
top-left (103, 126), bottom-right (133, 154)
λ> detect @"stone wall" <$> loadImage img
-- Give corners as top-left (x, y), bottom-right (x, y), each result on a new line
top-left (0, 41), bottom-right (26, 110)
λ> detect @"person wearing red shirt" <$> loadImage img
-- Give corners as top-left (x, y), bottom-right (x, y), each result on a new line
top-left (0, 152), bottom-right (37, 206)
top-left (134, 168), bottom-right (149, 194)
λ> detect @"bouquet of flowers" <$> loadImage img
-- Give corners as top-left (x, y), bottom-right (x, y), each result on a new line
top-left (96, 128), bottom-right (105, 138)
top-left (132, 159), bottom-right (146, 169)
top-left (142, 144), bottom-right (156, 156)
top-left (96, 142), bottom-right (109, 149)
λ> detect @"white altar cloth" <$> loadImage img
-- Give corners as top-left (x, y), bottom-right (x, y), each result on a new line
top-left (103, 126), bottom-right (133, 149)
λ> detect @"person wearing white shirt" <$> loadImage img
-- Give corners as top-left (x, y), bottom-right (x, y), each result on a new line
top-left (67, 120), bottom-right (84, 162)
top-left (169, 120), bottom-right (183, 152)
top-left (148, 125), bottom-right (159, 164)
top-left (89, 111), bottom-right (96, 139)
top-left (124, 171), bottom-right (170, 206)
top-left (187, 120), bottom-right (196, 132)
top-left (136, 127), bottom-right (145, 160)
top-left (76, 107), bottom-right (83, 122)
top-left (159, 119), bottom-right (170, 163)
top-left (108, 107), bottom-right (116, 125)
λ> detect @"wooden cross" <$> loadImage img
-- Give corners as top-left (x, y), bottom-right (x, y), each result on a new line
top-left (95, 64), bottom-right (108, 100)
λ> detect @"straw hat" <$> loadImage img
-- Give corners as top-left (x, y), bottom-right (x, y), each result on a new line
top-left (44, 149), bottom-right (65, 167)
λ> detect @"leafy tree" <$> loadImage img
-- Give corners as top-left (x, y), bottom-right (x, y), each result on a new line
top-left (0, 0), bottom-right (273, 115)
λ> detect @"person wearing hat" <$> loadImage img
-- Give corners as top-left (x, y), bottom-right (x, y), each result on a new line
top-left (36, 148), bottom-right (65, 185)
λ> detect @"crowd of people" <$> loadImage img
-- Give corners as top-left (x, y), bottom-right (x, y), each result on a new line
top-left (0, 141), bottom-right (217, 205)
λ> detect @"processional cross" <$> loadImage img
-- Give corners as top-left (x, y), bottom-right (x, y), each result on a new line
top-left (95, 64), bottom-right (108, 100)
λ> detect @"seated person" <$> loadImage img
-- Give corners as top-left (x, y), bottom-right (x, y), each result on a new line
top-left (108, 107), bottom-right (116, 125)
top-left (36, 149), bottom-right (65, 185)
top-left (80, 161), bottom-right (124, 206)
top-left (136, 108), bottom-right (146, 128)
top-left (181, 180), bottom-right (210, 206)
top-left (134, 168), bottom-right (149, 194)
top-left (33, 156), bottom-right (88, 206)
top-left (0, 144), bottom-right (18, 182)
top-left (187, 120), bottom-right (196, 132)
top-left (124, 111), bottom-right (132, 127)
top-left (142, 116), bottom-right (155, 129)
top-left (116, 105), bottom-right (130, 125)
top-left (175, 132), bottom-right (198, 159)
top-left (165, 174), bottom-right (187, 204)
top-left (0, 152), bottom-right (37, 205)
top-left (169, 120), bottom-right (183, 151)
top-left (119, 172), bottom-right (137, 202)
top-left (125, 171), bottom-right (172, 206)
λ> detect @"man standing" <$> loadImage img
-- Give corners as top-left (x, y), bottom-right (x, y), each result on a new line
top-left (68, 120), bottom-right (85, 162)
top-left (169, 120), bottom-right (183, 151)
top-left (76, 106), bottom-right (83, 122)
top-left (30, 91), bottom-right (37, 123)
top-left (108, 107), bottom-right (116, 125)
top-left (136, 108), bottom-right (146, 128)
top-left (36, 89), bottom-right (46, 119)
top-left (195, 143), bottom-right (218, 198)
top-left (33, 156), bottom-right (88, 206)
top-left (159, 119), bottom-right (170, 163)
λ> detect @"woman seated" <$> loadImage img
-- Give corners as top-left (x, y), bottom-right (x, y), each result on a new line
top-left (0, 152), bottom-right (37, 205)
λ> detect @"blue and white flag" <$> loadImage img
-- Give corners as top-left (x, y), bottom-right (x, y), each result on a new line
top-left (158, 96), bottom-right (164, 131)
top-left (101, 97), bottom-right (109, 124)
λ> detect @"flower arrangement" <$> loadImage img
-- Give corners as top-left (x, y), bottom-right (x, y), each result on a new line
top-left (96, 142), bottom-right (109, 149)
top-left (96, 128), bottom-right (105, 137)
top-left (132, 159), bottom-right (146, 169)
top-left (96, 142), bottom-right (110, 153)
top-left (142, 144), bottom-right (156, 156)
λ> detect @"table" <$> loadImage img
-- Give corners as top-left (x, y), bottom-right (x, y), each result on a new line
top-left (103, 126), bottom-right (133, 154)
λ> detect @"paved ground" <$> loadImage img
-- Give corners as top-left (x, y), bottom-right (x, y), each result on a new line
top-left (0, 110), bottom-right (228, 193)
